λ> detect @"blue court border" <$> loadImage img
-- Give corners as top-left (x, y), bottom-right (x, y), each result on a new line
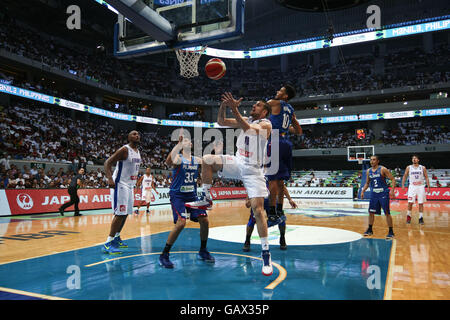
top-left (0, 229), bottom-right (393, 300)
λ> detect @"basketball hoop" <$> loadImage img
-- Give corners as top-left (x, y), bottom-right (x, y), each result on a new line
top-left (175, 46), bottom-right (207, 78)
top-left (357, 158), bottom-right (364, 165)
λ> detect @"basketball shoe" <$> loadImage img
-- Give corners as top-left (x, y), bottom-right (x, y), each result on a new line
top-left (198, 249), bottom-right (215, 263)
top-left (113, 236), bottom-right (128, 248)
top-left (159, 253), bottom-right (174, 268)
top-left (363, 228), bottom-right (373, 237)
top-left (103, 241), bottom-right (122, 255)
top-left (261, 250), bottom-right (273, 276)
top-left (386, 229), bottom-right (395, 240)
top-left (406, 215), bottom-right (411, 224)
top-left (185, 192), bottom-right (213, 210)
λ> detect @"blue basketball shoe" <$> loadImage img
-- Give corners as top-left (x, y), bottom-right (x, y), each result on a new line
top-left (159, 253), bottom-right (174, 268)
top-left (102, 241), bottom-right (122, 255)
top-left (113, 236), bottom-right (128, 248)
top-left (198, 249), bottom-right (215, 263)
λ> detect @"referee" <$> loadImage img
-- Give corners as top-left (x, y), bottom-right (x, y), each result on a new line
top-left (59, 168), bottom-right (85, 216)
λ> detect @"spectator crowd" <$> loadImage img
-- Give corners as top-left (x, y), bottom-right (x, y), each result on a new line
top-left (1, 16), bottom-right (449, 108)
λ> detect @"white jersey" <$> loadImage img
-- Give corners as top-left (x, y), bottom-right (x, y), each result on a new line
top-left (408, 165), bottom-right (425, 186)
top-left (141, 174), bottom-right (154, 191)
top-left (112, 145), bottom-right (141, 187)
top-left (236, 117), bottom-right (270, 167)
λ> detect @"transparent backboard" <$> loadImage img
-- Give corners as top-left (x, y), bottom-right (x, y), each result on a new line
top-left (114, 0), bottom-right (244, 57)
top-left (347, 145), bottom-right (375, 162)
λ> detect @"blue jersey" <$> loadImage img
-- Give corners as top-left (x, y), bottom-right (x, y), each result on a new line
top-left (170, 155), bottom-right (199, 195)
top-left (368, 167), bottom-right (390, 196)
top-left (269, 100), bottom-right (294, 136)
top-left (266, 100), bottom-right (294, 181)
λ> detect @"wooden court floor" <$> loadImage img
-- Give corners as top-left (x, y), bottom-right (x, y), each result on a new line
top-left (0, 199), bottom-right (448, 300)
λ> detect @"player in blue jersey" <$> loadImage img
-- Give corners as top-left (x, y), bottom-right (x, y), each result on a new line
top-left (159, 131), bottom-right (214, 268)
top-left (265, 84), bottom-right (302, 248)
top-left (243, 184), bottom-right (297, 252)
top-left (360, 155), bottom-right (396, 240)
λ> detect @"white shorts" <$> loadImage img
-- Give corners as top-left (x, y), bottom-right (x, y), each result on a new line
top-left (111, 183), bottom-right (134, 215)
top-left (219, 155), bottom-right (268, 199)
top-left (407, 185), bottom-right (426, 204)
top-left (142, 187), bottom-right (154, 203)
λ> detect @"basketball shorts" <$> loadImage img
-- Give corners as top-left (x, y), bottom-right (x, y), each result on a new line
top-left (219, 155), bottom-right (269, 199)
top-left (368, 192), bottom-right (390, 215)
top-left (142, 187), bottom-right (154, 203)
top-left (111, 183), bottom-right (134, 216)
top-left (170, 191), bottom-right (207, 224)
top-left (407, 185), bottom-right (426, 204)
top-left (265, 136), bottom-right (293, 181)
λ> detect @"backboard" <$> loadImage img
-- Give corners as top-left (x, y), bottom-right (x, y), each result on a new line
top-left (347, 145), bottom-right (375, 163)
top-left (114, 0), bottom-right (245, 58)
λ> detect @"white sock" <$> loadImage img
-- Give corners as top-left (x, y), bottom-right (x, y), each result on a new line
top-left (407, 210), bottom-right (411, 217)
top-left (419, 212), bottom-right (423, 219)
top-left (260, 237), bottom-right (269, 251)
top-left (202, 184), bottom-right (212, 199)
top-left (114, 232), bottom-right (120, 238)
top-left (106, 236), bottom-right (114, 243)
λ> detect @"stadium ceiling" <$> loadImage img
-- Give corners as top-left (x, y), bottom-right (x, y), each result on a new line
top-left (274, 0), bottom-right (372, 12)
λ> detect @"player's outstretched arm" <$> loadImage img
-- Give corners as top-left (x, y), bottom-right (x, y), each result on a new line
top-left (217, 99), bottom-right (245, 128)
top-left (165, 135), bottom-right (184, 167)
top-left (104, 146), bottom-right (128, 188)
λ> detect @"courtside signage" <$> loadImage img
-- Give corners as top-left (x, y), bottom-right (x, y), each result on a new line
top-left (287, 187), bottom-right (353, 199)
top-left (1, 187), bottom-right (249, 216)
top-left (393, 187), bottom-right (450, 201)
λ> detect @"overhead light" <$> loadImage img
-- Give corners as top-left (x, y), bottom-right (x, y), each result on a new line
top-left (403, 102), bottom-right (408, 105)
top-left (339, 106), bottom-right (344, 111)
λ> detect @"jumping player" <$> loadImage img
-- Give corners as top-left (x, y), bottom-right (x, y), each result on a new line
top-left (401, 155), bottom-right (430, 225)
top-left (186, 92), bottom-right (274, 276)
top-left (360, 155), bottom-right (396, 240)
top-left (243, 184), bottom-right (297, 252)
top-left (135, 167), bottom-right (158, 214)
top-left (103, 130), bottom-right (141, 254)
top-left (159, 131), bottom-right (214, 268)
top-left (266, 84), bottom-right (302, 224)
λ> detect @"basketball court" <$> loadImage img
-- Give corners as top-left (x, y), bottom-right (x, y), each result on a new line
top-left (0, 197), bottom-right (448, 300)
top-left (0, 0), bottom-right (448, 305)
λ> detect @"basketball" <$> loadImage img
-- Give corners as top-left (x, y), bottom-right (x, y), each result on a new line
top-left (205, 58), bottom-right (226, 80)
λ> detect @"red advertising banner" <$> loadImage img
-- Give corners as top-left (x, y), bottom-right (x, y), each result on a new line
top-left (5, 189), bottom-right (113, 215)
top-left (209, 187), bottom-right (247, 200)
top-left (4, 187), bottom-right (248, 215)
top-left (393, 187), bottom-right (450, 201)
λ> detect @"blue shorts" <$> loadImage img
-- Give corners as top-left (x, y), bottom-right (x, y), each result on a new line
top-left (266, 136), bottom-right (293, 181)
top-left (368, 192), bottom-right (390, 215)
top-left (169, 191), bottom-right (207, 224)
top-left (247, 198), bottom-right (286, 228)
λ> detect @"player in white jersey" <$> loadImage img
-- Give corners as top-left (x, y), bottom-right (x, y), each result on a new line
top-left (135, 167), bottom-right (158, 214)
top-left (102, 130), bottom-right (142, 254)
top-left (186, 92), bottom-right (274, 276)
top-left (401, 155), bottom-right (430, 225)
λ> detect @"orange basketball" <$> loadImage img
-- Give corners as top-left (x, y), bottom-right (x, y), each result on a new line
top-left (205, 58), bottom-right (226, 80)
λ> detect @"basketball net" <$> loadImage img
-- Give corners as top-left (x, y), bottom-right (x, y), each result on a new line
top-left (175, 46), bottom-right (207, 78)
top-left (357, 158), bottom-right (364, 165)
